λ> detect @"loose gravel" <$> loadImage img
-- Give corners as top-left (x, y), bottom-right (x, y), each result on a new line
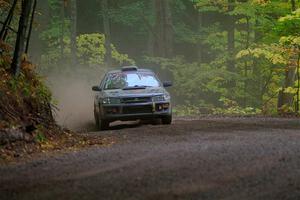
top-left (1, 117), bottom-right (300, 200)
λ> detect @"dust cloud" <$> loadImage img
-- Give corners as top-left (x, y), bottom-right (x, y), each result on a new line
top-left (44, 66), bottom-right (171, 131)
top-left (46, 67), bottom-right (105, 131)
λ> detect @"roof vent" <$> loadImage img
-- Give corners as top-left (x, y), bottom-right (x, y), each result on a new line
top-left (121, 66), bottom-right (138, 72)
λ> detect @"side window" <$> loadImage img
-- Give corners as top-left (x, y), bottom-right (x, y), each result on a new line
top-left (99, 74), bottom-right (107, 89)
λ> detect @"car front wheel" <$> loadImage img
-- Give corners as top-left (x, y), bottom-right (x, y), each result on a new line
top-left (94, 107), bottom-right (100, 128)
top-left (94, 105), bottom-right (109, 130)
top-left (161, 115), bottom-right (172, 125)
top-left (98, 119), bottom-right (110, 130)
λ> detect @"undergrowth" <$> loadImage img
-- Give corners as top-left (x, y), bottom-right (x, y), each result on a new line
top-left (174, 98), bottom-right (262, 117)
top-left (0, 41), bottom-right (112, 163)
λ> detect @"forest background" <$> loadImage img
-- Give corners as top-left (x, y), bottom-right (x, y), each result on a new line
top-left (2, 0), bottom-right (300, 125)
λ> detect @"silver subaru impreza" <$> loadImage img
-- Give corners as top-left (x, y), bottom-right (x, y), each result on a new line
top-left (92, 66), bottom-right (172, 130)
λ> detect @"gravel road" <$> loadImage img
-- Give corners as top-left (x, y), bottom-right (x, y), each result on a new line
top-left (1, 117), bottom-right (300, 200)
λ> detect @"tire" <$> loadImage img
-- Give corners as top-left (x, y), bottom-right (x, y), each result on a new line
top-left (150, 118), bottom-right (161, 125)
top-left (161, 115), bottom-right (172, 125)
top-left (98, 119), bottom-right (110, 130)
top-left (94, 107), bottom-right (100, 128)
top-left (94, 105), bottom-right (109, 130)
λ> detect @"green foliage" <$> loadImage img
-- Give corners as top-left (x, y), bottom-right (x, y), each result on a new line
top-left (145, 0), bottom-right (300, 115)
top-left (235, 4), bottom-right (300, 114)
top-left (77, 33), bottom-right (134, 66)
top-left (280, 36), bottom-right (300, 46)
top-left (35, 0), bottom-right (300, 116)
top-left (77, 33), bottom-right (106, 66)
top-left (173, 105), bottom-right (201, 116)
top-left (277, 8), bottom-right (300, 36)
top-left (40, 32), bottom-right (135, 69)
top-left (111, 44), bottom-right (135, 65)
top-left (212, 97), bottom-right (261, 115)
top-left (8, 74), bottom-right (38, 98)
top-left (146, 56), bottom-right (233, 105)
top-left (8, 78), bottom-right (18, 92)
top-left (35, 131), bottom-right (46, 143)
top-left (35, 80), bottom-right (52, 103)
top-left (109, 1), bottom-right (146, 27)
top-left (6, 70), bottom-right (52, 104)
top-left (192, 0), bottom-right (229, 13)
top-left (236, 44), bottom-right (287, 65)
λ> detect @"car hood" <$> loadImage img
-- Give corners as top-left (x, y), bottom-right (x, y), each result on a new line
top-left (102, 87), bottom-right (167, 98)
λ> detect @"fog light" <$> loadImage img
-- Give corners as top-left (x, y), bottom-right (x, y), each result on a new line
top-left (162, 103), bottom-right (169, 109)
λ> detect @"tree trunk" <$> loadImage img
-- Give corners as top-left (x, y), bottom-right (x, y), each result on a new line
top-left (25, 0), bottom-right (37, 54)
top-left (277, 67), bottom-right (297, 112)
top-left (70, 0), bottom-right (77, 66)
top-left (197, 12), bottom-right (203, 62)
top-left (154, 0), bottom-right (173, 58)
top-left (163, 0), bottom-right (173, 58)
top-left (277, 0), bottom-right (297, 113)
top-left (102, 0), bottom-right (112, 67)
top-left (0, 0), bottom-right (18, 41)
top-left (60, 0), bottom-right (65, 60)
top-left (154, 0), bottom-right (164, 57)
top-left (11, 0), bottom-right (33, 77)
top-left (243, 17), bottom-right (250, 107)
top-left (291, 0), bottom-right (296, 11)
top-left (227, 0), bottom-right (235, 74)
top-left (147, 0), bottom-right (155, 56)
top-left (253, 19), bottom-right (264, 107)
top-left (296, 53), bottom-right (300, 112)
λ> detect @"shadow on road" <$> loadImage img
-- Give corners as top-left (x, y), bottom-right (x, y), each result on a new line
top-left (77, 120), bottom-right (149, 132)
top-left (77, 119), bottom-right (162, 132)
top-left (109, 121), bottom-right (142, 130)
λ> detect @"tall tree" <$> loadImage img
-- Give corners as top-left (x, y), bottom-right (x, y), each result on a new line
top-left (277, 0), bottom-right (297, 112)
top-left (25, 0), bottom-right (37, 54)
top-left (147, 0), bottom-right (155, 57)
top-left (102, 0), bottom-right (112, 67)
top-left (291, 0), bottom-right (296, 11)
top-left (11, 0), bottom-right (34, 76)
top-left (164, 0), bottom-right (173, 58)
top-left (197, 12), bottom-right (203, 62)
top-left (60, 0), bottom-right (65, 60)
top-left (0, 0), bottom-right (18, 41)
top-left (227, 0), bottom-right (235, 74)
top-left (154, 0), bottom-right (173, 58)
top-left (70, 0), bottom-right (77, 66)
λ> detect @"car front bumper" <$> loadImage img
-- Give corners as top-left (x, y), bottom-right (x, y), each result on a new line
top-left (99, 102), bottom-right (171, 121)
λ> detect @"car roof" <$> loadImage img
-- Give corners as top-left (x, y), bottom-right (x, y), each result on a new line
top-left (107, 66), bottom-right (153, 74)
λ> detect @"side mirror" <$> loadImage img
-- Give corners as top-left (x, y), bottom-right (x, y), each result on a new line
top-left (163, 81), bottom-right (172, 88)
top-left (92, 86), bottom-right (102, 91)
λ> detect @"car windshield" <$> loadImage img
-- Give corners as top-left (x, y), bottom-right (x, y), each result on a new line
top-left (104, 72), bottom-right (160, 90)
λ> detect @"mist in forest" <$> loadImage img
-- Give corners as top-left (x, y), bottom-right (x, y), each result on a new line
top-left (26, 0), bottom-right (300, 129)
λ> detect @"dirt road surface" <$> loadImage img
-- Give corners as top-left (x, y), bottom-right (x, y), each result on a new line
top-left (1, 117), bottom-right (300, 200)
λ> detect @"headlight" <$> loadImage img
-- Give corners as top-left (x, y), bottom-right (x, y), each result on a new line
top-left (152, 94), bottom-right (170, 102)
top-left (102, 97), bottom-right (121, 104)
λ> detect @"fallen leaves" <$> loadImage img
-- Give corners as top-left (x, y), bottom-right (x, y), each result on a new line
top-left (0, 127), bottom-right (117, 164)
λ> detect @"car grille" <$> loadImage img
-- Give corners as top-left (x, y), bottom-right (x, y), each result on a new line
top-left (121, 97), bottom-right (151, 104)
top-left (123, 105), bottom-right (153, 114)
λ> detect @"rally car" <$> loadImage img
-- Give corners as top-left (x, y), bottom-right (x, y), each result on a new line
top-left (92, 66), bottom-right (172, 130)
